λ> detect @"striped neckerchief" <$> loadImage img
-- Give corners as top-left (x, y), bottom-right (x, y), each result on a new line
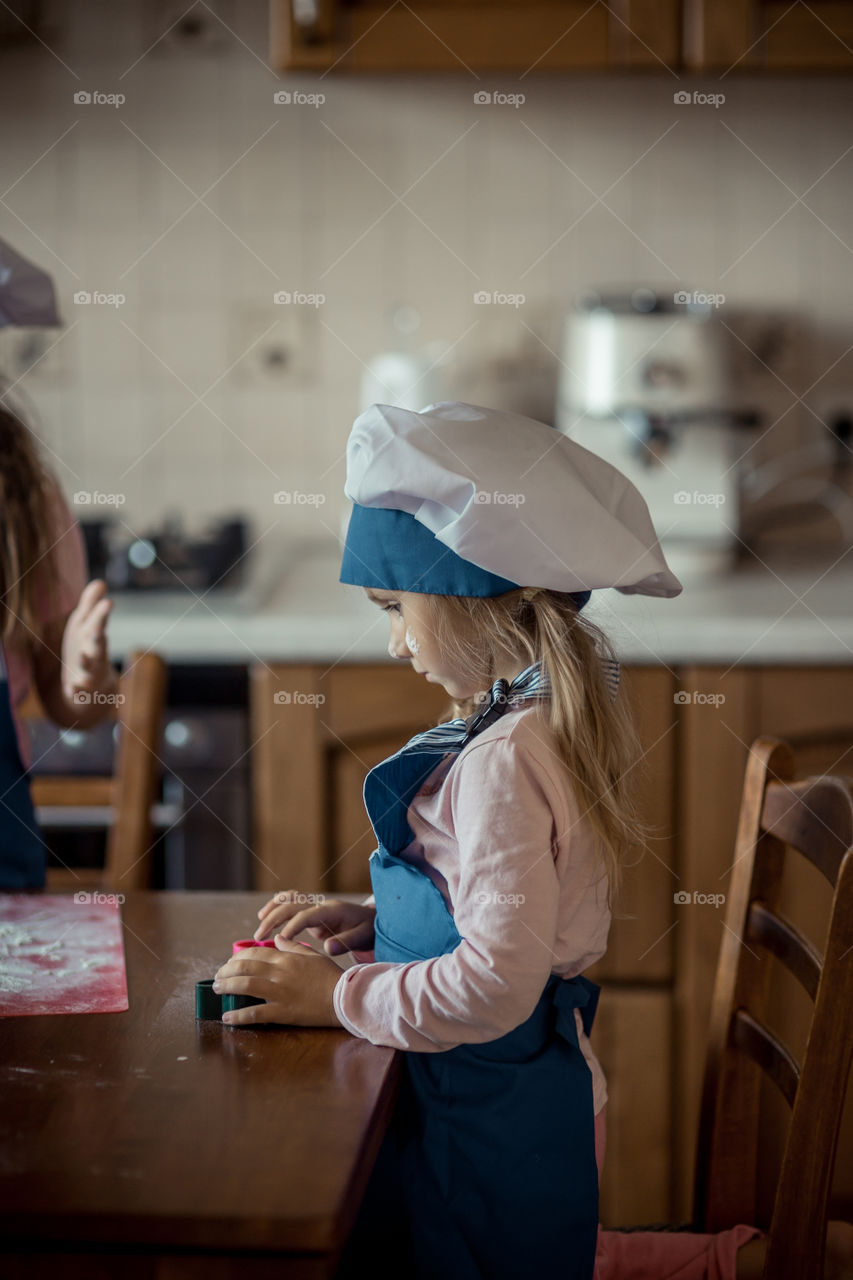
top-left (389, 655), bottom-right (620, 762)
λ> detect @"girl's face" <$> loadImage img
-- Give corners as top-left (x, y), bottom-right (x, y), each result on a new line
top-left (365, 588), bottom-right (486, 701)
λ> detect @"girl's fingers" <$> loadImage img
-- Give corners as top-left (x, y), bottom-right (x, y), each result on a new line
top-left (77, 602), bottom-right (112, 647)
top-left (73, 580), bottom-right (108, 621)
top-left (254, 899), bottom-right (335, 940)
top-left (83, 578), bottom-right (108, 603)
top-left (222, 1002), bottom-right (280, 1026)
top-left (273, 937), bottom-right (323, 955)
top-left (66, 599), bottom-right (112, 672)
top-left (253, 904), bottom-right (303, 939)
top-left (215, 948), bottom-right (321, 991)
top-left (276, 906), bottom-right (336, 940)
top-left (256, 891), bottom-right (305, 921)
top-left (91, 597), bottom-right (112, 633)
top-left (324, 922), bottom-right (375, 954)
top-left (215, 953), bottom-right (288, 982)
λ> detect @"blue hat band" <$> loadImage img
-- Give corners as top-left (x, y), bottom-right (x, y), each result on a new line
top-left (339, 505), bottom-right (591, 610)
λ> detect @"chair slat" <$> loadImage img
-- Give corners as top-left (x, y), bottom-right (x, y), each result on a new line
top-left (731, 1009), bottom-right (800, 1108)
top-left (762, 777), bottom-right (853, 887)
top-left (746, 901), bottom-right (822, 1001)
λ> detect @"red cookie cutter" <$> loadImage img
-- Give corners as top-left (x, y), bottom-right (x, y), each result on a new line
top-left (232, 938), bottom-right (314, 953)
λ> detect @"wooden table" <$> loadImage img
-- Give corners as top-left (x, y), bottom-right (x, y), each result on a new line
top-left (0, 892), bottom-right (401, 1279)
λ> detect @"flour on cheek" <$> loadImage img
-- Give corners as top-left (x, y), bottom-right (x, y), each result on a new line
top-left (405, 628), bottom-right (420, 655)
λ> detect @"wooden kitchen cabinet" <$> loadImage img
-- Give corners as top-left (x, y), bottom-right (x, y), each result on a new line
top-left (270, 0), bottom-right (681, 73)
top-left (594, 987), bottom-right (673, 1226)
top-left (250, 663), bottom-right (447, 892)
top-left (271, 0), bottom-right (853, 74)
top-left (683, 0), bottom-right (853, 70)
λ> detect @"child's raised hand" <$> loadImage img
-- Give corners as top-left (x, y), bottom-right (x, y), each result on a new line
top-left (61, 579), bottom-right (115, 706)
top-left (255, 890), bottom-right (376, 955)
top-left (213, 940), bottom-right (344, 1028)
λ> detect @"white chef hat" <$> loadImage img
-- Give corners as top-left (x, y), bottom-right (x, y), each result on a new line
top-left (339, 401), bottom-right (683, 600)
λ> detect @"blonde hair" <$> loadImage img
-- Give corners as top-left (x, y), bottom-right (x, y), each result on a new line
top-left (423, 587), bottom-right (654, 905)
top-left (0, 402), bottom-right (62, 649)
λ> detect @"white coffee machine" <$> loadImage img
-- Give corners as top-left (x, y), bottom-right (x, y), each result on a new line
top-left (556, 288), bottom-right (749, 579)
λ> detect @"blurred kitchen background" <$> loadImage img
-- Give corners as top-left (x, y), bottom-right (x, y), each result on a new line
top-left (1, 0), bottom-right (852, 578)
top-left (3, 0), bottom-right (853, 1229)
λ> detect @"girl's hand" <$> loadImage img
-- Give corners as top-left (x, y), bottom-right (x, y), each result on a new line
top-left (212, 940), bottom-right (344, 1028)
top-left (61, 580), bottom-right (116, 710)
top-left (255, 891), bottom-right (376, 956)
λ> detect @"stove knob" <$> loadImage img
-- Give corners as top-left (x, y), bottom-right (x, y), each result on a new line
top-left (165, 720), bottom-right (192, 750)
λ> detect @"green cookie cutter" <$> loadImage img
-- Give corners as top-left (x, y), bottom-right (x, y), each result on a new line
top-left (195, 979), bottom-right (265, 1020)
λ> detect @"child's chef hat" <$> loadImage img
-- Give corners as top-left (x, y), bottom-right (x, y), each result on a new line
top-left (340, 401), bottom-right (683, 601)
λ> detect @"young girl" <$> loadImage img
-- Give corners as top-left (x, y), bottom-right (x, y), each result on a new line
top-left (214, 403), bottom-right (851, 1279)
top-left (0, 399), bottom-right (118, 889)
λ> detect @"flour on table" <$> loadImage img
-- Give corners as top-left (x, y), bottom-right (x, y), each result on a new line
top-left (0, 896), bottom-right (128, 1017)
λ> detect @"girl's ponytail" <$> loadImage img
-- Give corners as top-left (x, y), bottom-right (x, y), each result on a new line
top-left (422, 588), bottom-right (657, 905)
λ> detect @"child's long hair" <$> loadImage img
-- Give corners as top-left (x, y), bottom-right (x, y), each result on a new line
top-left (0, 401), bottom-right (61, 648)
top-left (424, 588), bottom-right (654, 904)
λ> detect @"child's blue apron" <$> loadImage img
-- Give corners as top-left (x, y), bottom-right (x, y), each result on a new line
top-left (0, 657), bottom-right (45, 889)
top-left (340, 721), bottom-right (600, 1280)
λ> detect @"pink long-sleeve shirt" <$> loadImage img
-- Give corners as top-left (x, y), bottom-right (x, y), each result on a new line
top-left (333, 702), bottom-right (611, 1114)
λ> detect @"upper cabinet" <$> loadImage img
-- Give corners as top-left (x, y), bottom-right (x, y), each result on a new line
top-left (270, 0), bottom-right (853, 73)
top-left (270, 0), bottom-right (680, 73)
top-left (684, 0), bottom-right (853, 71)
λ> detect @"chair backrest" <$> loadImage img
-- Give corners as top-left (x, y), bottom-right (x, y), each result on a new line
top-left (693, 735), bottom-right (853, 1280)
top-left (21, 650), bottom-right (168, 892)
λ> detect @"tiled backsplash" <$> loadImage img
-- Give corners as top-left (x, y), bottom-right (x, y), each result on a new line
top-left (1, 0), bottom-right (852, 555)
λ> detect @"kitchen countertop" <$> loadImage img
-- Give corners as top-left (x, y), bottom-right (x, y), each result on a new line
top-left (105, 540), bottom-right (853, 667)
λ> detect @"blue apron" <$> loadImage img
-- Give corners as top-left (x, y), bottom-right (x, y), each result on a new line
top-left (339, 727), bottom-right (600, 1280)
top-left (0, 659), bottom-right (46, 889)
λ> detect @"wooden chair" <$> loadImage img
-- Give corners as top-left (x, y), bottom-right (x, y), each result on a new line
top-left (693, 735), bottom-right (853, 1278)
top-left (19, 650), bottom-right (168, 893)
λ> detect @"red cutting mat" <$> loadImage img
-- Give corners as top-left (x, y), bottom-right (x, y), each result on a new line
top-left (0, 894), bottom-right (129, 1016)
